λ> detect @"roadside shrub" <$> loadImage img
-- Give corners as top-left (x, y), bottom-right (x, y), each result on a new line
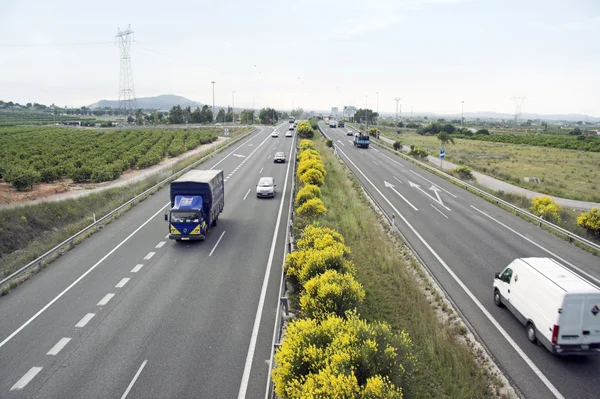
top-left (475, 128), bottom-right (490, 135)
top-left (272, 313), bottom-right (415, 399)
top-left (530, 195), bottom-right (562, 223)
top-left (297, 123), bottom-right (314, 139)
top-left (393, 141), bottom-right (402, 151)
top-left (296, 224), bottom-right (345, 252)
top-left (369, 127), bottom-right (378, 137)
top-left (296, 197), bottom-right (327, 219)
top-left (91, 167), bottom-right (114, 183)
top-left (299, 168), bottom-right (324, 186)
top-left (298, 149), bottom-right (320, 162)
top-left (4, 167), bottom-right (41, 191)
top-left (300, 270), bottom-right (365, 319)
top-left (299, 139), bottom-right (315, 151)
top-left (39, 167), bottom-right (60, 183)
top-left (409, 147), bottom-right (428, 159)
top-left (577, 207), bottom-right (600, 236)
top-left (325, 139), bottom-right (333, 147)
top-left (297, 159), bottom-right (326, 179)
top-left (453, 165), bottom-right (473, 179)
top-left (309, 117), bottom-right (319, 130)
top-left (295, 185), bottom-right (321, 207)
top-left (284, 241), bottom-right (353, 285)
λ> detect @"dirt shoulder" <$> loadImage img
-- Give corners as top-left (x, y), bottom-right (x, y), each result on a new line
top-left (0, 137), bottom-right (227, 209)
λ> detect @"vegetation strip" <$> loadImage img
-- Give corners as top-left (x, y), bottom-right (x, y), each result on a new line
top-left (0, 127), bottom-right (255, 293)
top-left (271, 127), bottom-right (511, 398)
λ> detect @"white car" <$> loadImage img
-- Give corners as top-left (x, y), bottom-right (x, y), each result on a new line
top-left (256, 177), bottom-right (276, 198)
top-left (271, 131), bottom-right (279, 138)
top-left (285, 131), bottom-right (293, 137)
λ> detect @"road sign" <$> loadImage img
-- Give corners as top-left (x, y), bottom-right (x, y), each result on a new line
top-left (225, 128), bottom-right (229, 137)
top-left (440, 148), bottom-right (445, 159)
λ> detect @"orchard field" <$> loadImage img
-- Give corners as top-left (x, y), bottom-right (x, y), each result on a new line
top-left (0, 126), bottom-right (218, 190)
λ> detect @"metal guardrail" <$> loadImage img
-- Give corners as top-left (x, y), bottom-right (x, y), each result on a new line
top-left (341, 123), bottom-right (600, 253)
top-left (0, 127), bottom-right (263, 288)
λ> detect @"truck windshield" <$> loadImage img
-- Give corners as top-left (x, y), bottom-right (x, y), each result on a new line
top-left (171, 211), bottom-right (199, 223)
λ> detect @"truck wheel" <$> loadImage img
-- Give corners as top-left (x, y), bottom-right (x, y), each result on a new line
top-left (526, 323), bottom-right (537, 344)
top-left (493, 289), bottom-right (503, 307)
top-left (212, 216), bottom-right (218, 227)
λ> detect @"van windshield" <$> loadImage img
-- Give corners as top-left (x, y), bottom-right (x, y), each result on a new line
top-left (171, 211), bottom-right (199, 223)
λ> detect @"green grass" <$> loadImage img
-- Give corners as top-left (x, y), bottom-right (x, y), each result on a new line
top-left (378, 127), bottom-right (600, 202)
top-left (305, 133), bottom-right (499, 398)
top-left (0, 128), bottom-right (252, 286)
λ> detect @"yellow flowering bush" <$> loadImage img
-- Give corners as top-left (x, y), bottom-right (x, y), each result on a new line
top-left (295, 185), bottom-right (322, 207)
top-left (296, 197), bottom-right (327, 218)
top-left (299, 169), bottom-right (325, 186)
top-left (530, 195), bottom-right (562, 223)
top-left (577, 207), bottom-right (600, 236)
top-left (296, 224), bottom-right (346, 252)
top-left (300, 270), bottom-right (365, 319)
top-left (299, 139), bottom-right (316, 151)
top-left (272, 313), bottom-right (415, 399)
top-left (297, 159), bottom-right (326, 179)
top-left (298, 149), bottom-right (321, 162)
top-left (284, 241), bottom-right (354, 285)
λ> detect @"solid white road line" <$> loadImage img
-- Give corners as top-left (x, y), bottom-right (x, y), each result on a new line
top-left (430, 204), bottom-right (449, 219)
top-left (75, 313), bottom-right (95, 328)
top-left (120, 360), bottom-right (148, 399)
top-left (238, 135), bottom-right (295, 399)
top-left (470, 205), bottom-right (600, 286)
top-left (409, 169), bottom-right (457, 198)
top-left (47, 337), bottom-right (71, 356)
top-left (10, 367), bottom-right (43, 391)
top-left (0, 204), bottom-right (170, 350)
top-left (209, 231), bottom-right (226, 257)
top-left (116, 278), bottom-right (130, 288)
top-left (259, 167), bottom-right (264, 174)
top-left (393, 176), bottom-right (403, 184)
top-left (335, 146), bottom-right (564, 399)
top-left (131, 264), bottom-right (144, 273)
top-left (0, 130), bottom-right (269, 350)
top-left (243, 188), bottom-right (251, 201)
top-left (97, 293), bottom-right (115, 306)
top-left (143, 252), bottom-right (155, 260)
top-left (155, 241), bottom-right (166, 248)
top-left (268, 155), bottom-right (271, 159)
top-left (372, 160), bottom-right (379, 166)
top-left (384, 181), bottom-right (419, 211)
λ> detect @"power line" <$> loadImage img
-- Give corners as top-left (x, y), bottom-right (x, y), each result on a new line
top-left (0, 42), bottom-right (113, 48)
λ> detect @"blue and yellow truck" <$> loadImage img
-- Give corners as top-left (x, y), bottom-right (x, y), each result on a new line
top-left (353, 133), bottom-right (370, 148)
top-left (165, 170), bottom-right (224, 241)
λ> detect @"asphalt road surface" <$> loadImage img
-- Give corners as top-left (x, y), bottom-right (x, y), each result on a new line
top-left (0, 124), bottom-right (295, 398)
top-left (322, 122), bottom-right (600, 399)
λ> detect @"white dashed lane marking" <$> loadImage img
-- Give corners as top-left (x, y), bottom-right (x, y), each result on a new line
top-left (47, 338), bottom-right (71, 356)
top-left (144, 252), bottom-right (155, 260)
top-left (131, 264), bottom-right (144, 273)
top-left (116, 278), bottom-right (130, 288)
top-left (75, 313), bottom-right (95, 328)
top-left (11, 367), bottom-right (42, 391)
top-left (97, 293), bottom-right (115, 306)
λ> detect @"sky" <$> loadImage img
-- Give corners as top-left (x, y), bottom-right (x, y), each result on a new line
top-left (1, 0), bottom-right (598, 116)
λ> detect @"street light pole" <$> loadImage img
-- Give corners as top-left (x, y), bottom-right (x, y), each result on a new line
top-left (364, 95), bottom-right (368, 135)
top-left (232, 91), bottom-right (236, 125)
top-left (461, 100), bottom-right (464, 127)
top-left (376, 92), bottom-right (379, 135)
top-left (211, 81), bottom-right (215, 122)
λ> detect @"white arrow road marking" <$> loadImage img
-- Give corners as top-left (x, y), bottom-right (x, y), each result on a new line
top-left (384, 181), bottom-right (418, 211)
top-left (430, 185), bottom-right (443, 205)
top-left (409, 181), bottom-right (451, 211)
top-left (430, 204), bottom-right (449, 218)
top-left (233, 154), bottom-right (246, 158)
top-left (409, 170), bottom-right (457, 198)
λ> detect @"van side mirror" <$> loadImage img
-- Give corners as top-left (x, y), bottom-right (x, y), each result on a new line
top-left (164, 213), bottom-right (168, 221)
top-left (494, 272), bottom-right (500, 279)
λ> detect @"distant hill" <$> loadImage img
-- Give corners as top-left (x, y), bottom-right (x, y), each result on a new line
top-left (89, 94), bottom-right (202, 110)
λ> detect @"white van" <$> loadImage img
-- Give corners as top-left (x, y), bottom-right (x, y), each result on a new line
top-left (493, 257), bottom-right (600, 355)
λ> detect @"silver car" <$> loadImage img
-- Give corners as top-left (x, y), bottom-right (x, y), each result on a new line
top-left (256, 177), bottom-right (276, 198)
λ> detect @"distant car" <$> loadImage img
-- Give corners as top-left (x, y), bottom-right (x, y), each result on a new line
top-left (329, 120), bottom-right (337, 128)
top-left (347, 130), bottom-right (353, 136)
top-left (285, 131), bottom-right (293, 137)
top-left (256, 177), bottom-right (276, 198)
top-left (338, 121), bottom-right (345, 127)
top-left (289, 125), bottom-right (294, 130)
top-left (215, 123), bottom-right (222, 126)
top-left (274, 152), bottom-right (286, 163)
top-left (271, 131), bottom-right (279, 138)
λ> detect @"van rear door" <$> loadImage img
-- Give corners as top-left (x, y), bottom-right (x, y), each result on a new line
top-left (582, 294), bottom-right (600, 346)
top-left (558, 295), bottom-right (585, 345)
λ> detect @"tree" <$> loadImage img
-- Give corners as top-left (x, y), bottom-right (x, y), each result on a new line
top-left (189, 107), bottom-right (203, 123)
top-left (442, 123), bottom-right (456, 134)
top-left (475, 128), bottom-right (490, 135)
top-left (354, 108), bottom-right (378, 124)
top-left (200, 105), bottom-right (213, 123)
top-left (569, 127), bottom-right (582, 136)
top-left (127, 115), bottom-right (135, 124)
top-left (291, 107), bottom-right (304, 118)
top-left (216, 108), bottom-right (226, 123)
top-left (437, 131), bottom-right (455, 145)
top-left (240, 109), bottom-right (255, 124)
top-left (393, 141), bottom-right (402, 151)
top-left (153, 112), bottom-right (160, 124)
top-left (168, 105), bottom-right (185, 124)
top-left (259, 107), bottom-right (278, 124)
top-left (225, 106), bottom-right (233, 122)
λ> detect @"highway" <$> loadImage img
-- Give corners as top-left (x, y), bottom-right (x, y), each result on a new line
top-left (0, 124), bottom-right (294, 398)
top-left (321, 122), bottom-right (600, 399)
